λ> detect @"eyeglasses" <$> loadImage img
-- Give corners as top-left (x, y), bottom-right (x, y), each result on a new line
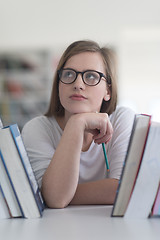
top-left (58, 68), bottom-right (111, 86)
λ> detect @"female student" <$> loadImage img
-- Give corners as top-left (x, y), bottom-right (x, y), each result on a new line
top-left (22, 40), bottom-right (135, 208)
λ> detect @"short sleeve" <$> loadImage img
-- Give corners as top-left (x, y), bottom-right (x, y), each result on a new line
top-left (22, 116), bottom-right (61, 188)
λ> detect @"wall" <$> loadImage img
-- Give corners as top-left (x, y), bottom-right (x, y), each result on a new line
top-left (0, 0), bottom-right (160, 121)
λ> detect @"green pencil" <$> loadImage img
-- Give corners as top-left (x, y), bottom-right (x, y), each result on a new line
top-left (102, 143), bottom-right (109, 172)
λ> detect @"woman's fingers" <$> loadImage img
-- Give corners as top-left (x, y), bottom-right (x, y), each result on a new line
top-left (85, 112), bottom-right (113, 144)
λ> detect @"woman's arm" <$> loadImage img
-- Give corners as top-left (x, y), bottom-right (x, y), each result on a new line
top-left (70, 178), bottom-right (119, 205)
top-left (41, 113), bottom-right (113, 208)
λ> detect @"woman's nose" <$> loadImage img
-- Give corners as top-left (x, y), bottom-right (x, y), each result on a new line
top-left (73, 73), bottom-right (85, 90)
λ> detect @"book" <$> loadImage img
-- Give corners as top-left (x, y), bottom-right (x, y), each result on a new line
top-left (151, 183), bottom-right (160, 217)
top-left (0, 151), bottom-right (23, 218)
top-left (0, 118), bottom-right (3, 128)
top-left (0, 124), bottom-right (45, 218)
top-left (111, 114), bottom-right (151, 217)
top-left (0, 185), bottom-right (10, 219)
top-left (124, 121), bottom-right (160, 218)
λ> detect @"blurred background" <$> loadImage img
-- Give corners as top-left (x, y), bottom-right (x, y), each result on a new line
top-left (0, 0), bottom-right (160, 129)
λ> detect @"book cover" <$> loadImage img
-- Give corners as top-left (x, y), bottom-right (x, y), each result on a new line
top-left (111, 114), bottom-right (151, 217)
top-left (124, 121), bottom-right (160, 218)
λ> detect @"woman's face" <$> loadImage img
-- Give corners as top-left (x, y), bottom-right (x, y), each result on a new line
top-left (59, 52), bottom-right (110, 118)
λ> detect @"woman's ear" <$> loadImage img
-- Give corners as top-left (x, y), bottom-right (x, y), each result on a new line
top-left (104, 92), bottom-right (111, 101)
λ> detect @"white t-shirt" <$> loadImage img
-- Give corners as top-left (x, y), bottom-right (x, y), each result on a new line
top-left (22, 106), bottom-right (135, 188)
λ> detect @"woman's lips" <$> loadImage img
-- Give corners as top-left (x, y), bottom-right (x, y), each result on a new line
top-left (70, 94), bottom-right (87, 101)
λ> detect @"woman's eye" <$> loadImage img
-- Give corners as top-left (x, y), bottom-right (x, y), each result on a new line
top-left (86, 73), bottom-right (95, 79)
top-left (86, 72), bottom-right (99, 81)
top-left (64, 71), bottom-right (74, 78)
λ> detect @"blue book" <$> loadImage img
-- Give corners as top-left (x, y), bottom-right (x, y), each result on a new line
top-left (0, 124), bottom-right (45, 218)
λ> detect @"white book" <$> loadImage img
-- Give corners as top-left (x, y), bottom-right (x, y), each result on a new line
top-left (0, 118), bottom-right (3, 128)
top-left (0, 124), bottom-right (44, 218)
top-left (0, 185), bottom-right (10, 219)
top-left (124, 121), bottom-right (160, 219)
top-left (0, 151), bottom-right (23, 217)
top-left (111, 114), bottom-right (151, 217)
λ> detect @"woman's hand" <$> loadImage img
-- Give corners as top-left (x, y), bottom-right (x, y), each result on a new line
top-left (72, 112), bottom-right (113, 145)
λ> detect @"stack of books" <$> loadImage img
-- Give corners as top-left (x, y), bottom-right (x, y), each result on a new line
top-left (111, 114), bottom-right (160, 218)
top-left (0, 118), bottom-right (44, 219)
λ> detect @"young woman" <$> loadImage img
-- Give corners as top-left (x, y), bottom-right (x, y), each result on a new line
top-left (22, 40), bottom-right (135, 208)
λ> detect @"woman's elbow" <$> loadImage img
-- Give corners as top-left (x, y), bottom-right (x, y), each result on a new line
top-left (45, 198), bottom-right (69, 209)
top-left (41, 189), bottom-right (70, 209)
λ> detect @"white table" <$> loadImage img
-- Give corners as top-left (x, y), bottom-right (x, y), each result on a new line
top-left (0, 205), bottom-right (160, 240)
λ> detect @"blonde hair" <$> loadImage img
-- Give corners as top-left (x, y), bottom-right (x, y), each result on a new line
top-left (45, 40), bottom-right (117, 117)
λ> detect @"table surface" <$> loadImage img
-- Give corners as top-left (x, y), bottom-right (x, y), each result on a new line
top-left (0, 205), bottom-right (160, 240)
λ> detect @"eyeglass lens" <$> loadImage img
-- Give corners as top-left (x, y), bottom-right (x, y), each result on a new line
top-left (59, 69), bottom-right (103, 86)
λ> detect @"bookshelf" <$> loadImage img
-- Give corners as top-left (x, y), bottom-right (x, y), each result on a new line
top-left (0, 50), bottom-right (56, 130)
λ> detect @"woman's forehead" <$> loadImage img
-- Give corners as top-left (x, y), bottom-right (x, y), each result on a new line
top-left (64, 52), bottom-right (105, 73)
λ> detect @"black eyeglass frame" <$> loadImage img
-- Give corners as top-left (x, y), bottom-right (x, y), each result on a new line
top-left (57, 68), bottom-right (111, 86)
